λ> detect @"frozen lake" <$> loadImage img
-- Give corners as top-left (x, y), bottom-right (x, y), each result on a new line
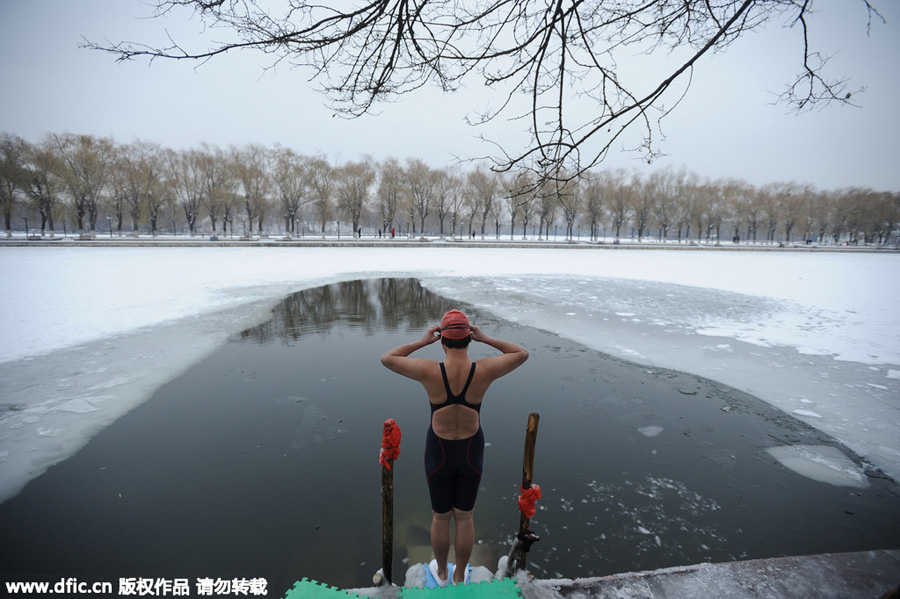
top-left (0, 246), bottom-right (898, 590)
top-left (1, 278), bottom-right (897, 592)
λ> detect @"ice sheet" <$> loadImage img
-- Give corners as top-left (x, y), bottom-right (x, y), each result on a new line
top-left (765, 445), bottom-right (870, 488)
top-left (0, 246), bottom-right (898, 503)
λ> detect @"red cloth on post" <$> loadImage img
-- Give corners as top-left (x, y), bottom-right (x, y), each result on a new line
top-left (517, 484), bottom-right (541, 518)
top-left (379, 418), bottom-right (402, 469)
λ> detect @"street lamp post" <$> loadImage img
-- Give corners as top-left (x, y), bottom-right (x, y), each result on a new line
top-left (23, 217), bottom-right (29, 239)
top-left (107, 216), bottom-right (112, 238)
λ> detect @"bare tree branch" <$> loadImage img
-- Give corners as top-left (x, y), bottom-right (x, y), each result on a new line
top-left (84, 0), bottom-right (882, 183)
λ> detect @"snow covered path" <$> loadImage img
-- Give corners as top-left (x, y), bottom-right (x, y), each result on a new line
top-left (1, 246), bottom-right (898, 501)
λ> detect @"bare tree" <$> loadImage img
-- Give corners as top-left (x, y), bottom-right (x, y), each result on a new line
top-left (744, 184), bottom-right (764, 243)
top-left (167, 148), bottom-right (204, 235)
top-left (629, 174), bottom-right (653, 242)
top-left (703, 181), bottom-right (730, 244)
top-left (467, 167), bottom-right (498, 238)
top-left (115, 141), bottom-right (160, 236)
top-left (600, 169), bottom-right (631, 243)
top-left (758, 184), bottom-right (780, 244)
top-left (880, 192), bottom-right (900, 246)
top-left (52, 133), bottom-right (115, 235)
top-left (88, 1), bottom-right (877, 181)
top-left (673, 172), bottom-right (702, 242)
top-left (271, 146), bottom-right (311, 236)
top-left (335, 159), bottom-right (375, 235)
top-left (230, 144), bottom-right (271, 235)
top-left (434, 167), bottom-right (460, 237)
top-left (24, 138), bottom-right (66, 237)
top-left (446, 171), bottom-right (468, 239)
top-left (722, 178), bottom-right (752, 244)
top-left (109, 147), bottom-right (129, 236)
top-left (509, 171), bottom-right (538, 240)
top-left (405, 159), bottom-right (435, 235)
top-left (488, 182), bottom-right (506, 239)
top-left (555, 176), bottom-right (580, 241)
top-left (308, 155), bottom-right (334, 238)
top-left (199, 144), bottom-right (231, 235)
top-left (0, 134), bottom-right (29, 237)
top-left (857, 188), bottom-right (897, 245)
top-left (146, 147), bottom-right (170, 237)
top-left (649, 167), bottom-right (685, 242)
top-left (499, 175), bottom-right (521, 241)
top-left (535, 181), bottom-right (553, 240)
top-left (583, 173), bottom-right (605, 242)
top-left (774, 182), bottom-right (804, 244)
top-left (377, 157), bottom-right (403, 236)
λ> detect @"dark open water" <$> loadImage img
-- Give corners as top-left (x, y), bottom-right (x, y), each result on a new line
top-left (1, 278), bottom-right (898, 595)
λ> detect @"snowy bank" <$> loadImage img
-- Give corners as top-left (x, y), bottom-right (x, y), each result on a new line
top-left (0, 246), bottom-right (898, 502)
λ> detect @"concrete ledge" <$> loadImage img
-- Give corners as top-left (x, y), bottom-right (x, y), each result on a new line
top-left (530, 550), bottom-right (900, 599)
top-left (347, 550), bottom-right (900, 599)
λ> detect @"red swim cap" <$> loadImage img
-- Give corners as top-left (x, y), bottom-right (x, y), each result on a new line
top-left (440, 310), bottom-right (471, 339)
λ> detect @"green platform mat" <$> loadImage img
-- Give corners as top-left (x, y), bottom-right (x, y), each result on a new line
top-left (399, 578), bottom-right (522, 598)
top-left (282, 578), bottom-right (522, 599)
top-left (283, 579), bottom-right (366, 599)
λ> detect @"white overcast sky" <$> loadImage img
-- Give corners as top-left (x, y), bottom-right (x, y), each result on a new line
top-left (0, 0), bottom-right (897, 191)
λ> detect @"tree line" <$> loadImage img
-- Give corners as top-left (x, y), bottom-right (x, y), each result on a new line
top-left (2, 132), bottom-right (898, 246)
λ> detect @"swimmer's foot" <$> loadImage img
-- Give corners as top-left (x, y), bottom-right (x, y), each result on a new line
top-left (429, 559), bottom-right (453, 588)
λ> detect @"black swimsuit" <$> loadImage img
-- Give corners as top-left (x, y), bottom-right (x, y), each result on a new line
top-left (424, 362), bottom-right (485, 513)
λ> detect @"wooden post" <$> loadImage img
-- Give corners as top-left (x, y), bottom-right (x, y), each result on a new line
top-left (378, 418), bottom-right (401, 586)
top-left (512, 412), bottom-right (540, 572)
top-left (381, 459), bottom-right (393, 585)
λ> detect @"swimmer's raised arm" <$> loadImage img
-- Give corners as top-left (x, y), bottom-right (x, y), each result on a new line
top-left (470, 324), bottom-right (529, 379)
top-left (380, 324), bottom-right (441, 380)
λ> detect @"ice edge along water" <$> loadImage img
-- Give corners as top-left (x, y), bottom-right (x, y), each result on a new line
top-left (0, 246), bottom-right (898, 504)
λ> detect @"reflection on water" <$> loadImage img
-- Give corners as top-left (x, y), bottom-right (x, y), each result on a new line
top-left (240, 278), bottom-right (440, 342)
top-left (1, 279), bottom-right (898, 595)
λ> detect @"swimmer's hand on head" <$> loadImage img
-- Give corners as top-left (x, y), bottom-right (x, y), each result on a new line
top-left (425, 324), bottom-right (442, 343)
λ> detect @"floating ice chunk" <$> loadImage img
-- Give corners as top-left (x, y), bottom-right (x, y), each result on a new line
top-left (615, 312), bottom-right (636, 317)
top-left (793, 409), bottom-right (822, 419)
top-left (797, 346), bottom-right (832, 356)
top-left (86, 376), bottom-right (132, 391)
top-left (766, 445), bottom-right (870, 488)
top-left (637, 526), bottom-right (651, 534)
top-left (867, 383), bottom-right (888, 391)
top-left (613, 346), bottom-right (646, 360)
top-left (53, 397), bottom-right (103, 413)
top-left (887, 370), bottom-right (900, 380)
top-left (37, 427), bottom-right (64, 437)
top-left (637, 426), bottom-right (664, 438)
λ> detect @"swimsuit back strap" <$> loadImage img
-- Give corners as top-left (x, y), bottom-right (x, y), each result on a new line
top-left (439, 362), bottom-right (477, 401)
top-left (439, 362), bottom-right (453, 398)
top-left (459, 362), bottom-right (477, 398)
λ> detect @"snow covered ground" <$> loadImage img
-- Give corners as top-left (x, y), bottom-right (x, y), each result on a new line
top-left (1, 244), bottom-right (898, 504)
